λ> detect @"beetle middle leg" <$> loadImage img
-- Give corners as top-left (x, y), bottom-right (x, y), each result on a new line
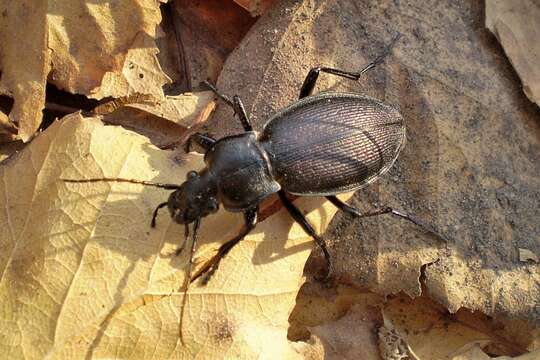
top-left (326, 195), bottom-right (445, 241)
top-left (184, 132), bottom-right (216, 154)
top-left (278, 190), bottom-right (332, 279)
top-left (190, 207), bottom-right (259, 284)
top-left (299, 33), bottom-right (402, 98)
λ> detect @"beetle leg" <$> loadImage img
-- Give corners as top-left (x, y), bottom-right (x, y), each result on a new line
top-left (202, 80), bottom-right (253, 132)
top-left (278, 190), bottom-right (331, 279)
top-left (232, 95), bottom-right (253, 131)
top-left (326, 195), bottom-right (446, 241)
top-left (151, 201), bottom-right (169, 228)
top-left (299, 33), bottom-right (402, 98)
top-left (190, 207), bottom-right (259, 284)
top-left (184, 132), bottom-right (216, 154)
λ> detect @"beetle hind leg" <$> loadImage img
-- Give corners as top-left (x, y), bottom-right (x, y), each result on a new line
top-left (299, 33), bottom-right (402, 98)
top-left (326, 195), bottom-right (446, 242)
top-left (278, 190), bottom-right (332, 280)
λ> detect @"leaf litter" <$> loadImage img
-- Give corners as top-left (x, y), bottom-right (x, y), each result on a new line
top-left (0, 0), bottom-right (539, 359)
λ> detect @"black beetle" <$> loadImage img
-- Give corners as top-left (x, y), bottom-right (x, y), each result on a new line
top-left (65, 34), bottom-right (440, 284)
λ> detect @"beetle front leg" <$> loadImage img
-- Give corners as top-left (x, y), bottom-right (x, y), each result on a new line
top-left (202, 81), bottom-right (253, 132)
top-left (299, 33), bottom-right (402, 98)
top-left (184, 133), bottom-right (216, 154)
top-left (190, 207), bottom-right (259, 284)
top-left (151, 202), bottom-right (168, 228)
top-left (326, 195), bottom-right (446, 241)
top-left (278, 190), bottom-right (331, 279)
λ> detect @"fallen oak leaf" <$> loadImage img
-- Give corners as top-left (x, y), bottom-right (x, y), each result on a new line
top-left (97, 91), bottom-right (216, 148)
top-left (0, 0), bottom-right (169, 142)
top-left (0, 112), bottom-right (349, 358)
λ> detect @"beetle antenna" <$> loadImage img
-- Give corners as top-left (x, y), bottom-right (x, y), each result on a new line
top-left (62, 178), bottom-right (182, 190)
top-left (178, 217), bottom-right (201, 345)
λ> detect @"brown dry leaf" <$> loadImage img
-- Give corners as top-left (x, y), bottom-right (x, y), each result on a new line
top-left (234, 0), bottom-right (276, 16)
top-left (383, 294), bottom-right (539, 359)
top-left (0, 110), bottom-right (17, 136)
top-left (0, 0), bottom-right (168, 142)
top-left (212, 0), bottom-right (540, 324)
top-left (308, 303), bottom-right (382, 360)
top-left (379, 312), bottom-right (420, 360)
top-left (99, 91), bottom-right (216, 148)
top-left (289, 284), bottom-right (539, 360)
top-left (486, 0), bottom-right (540, 106)
top-left (518, 248), bottom-right (538, 263)
top-left (168, 0), bottom-right (258, 86)
top-left (0, 113), bottom-right (347, 358)
top-left (451, 345), bottom-right (540, 360)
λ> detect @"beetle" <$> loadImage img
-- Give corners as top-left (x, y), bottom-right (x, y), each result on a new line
top-left (65, 34), bottom-right (440, 285)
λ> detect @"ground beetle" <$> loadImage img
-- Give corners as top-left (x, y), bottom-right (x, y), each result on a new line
top-left (65, 34), bottom-right (440, 285)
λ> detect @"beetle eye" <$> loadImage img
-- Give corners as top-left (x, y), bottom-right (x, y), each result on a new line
top-left (186, 171), bottom-right (198, 180)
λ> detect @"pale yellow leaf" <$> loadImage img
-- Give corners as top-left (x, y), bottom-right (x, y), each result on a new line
top-left (91, 30), bottom-right (172, 99)
top-left (0, 1), bottom-right (48, 141)
top-left (0, 113), bottom-right (345, 359)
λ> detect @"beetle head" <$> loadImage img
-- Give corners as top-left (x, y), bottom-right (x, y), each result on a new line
top-left (168, 170), bottom-right (219, 224)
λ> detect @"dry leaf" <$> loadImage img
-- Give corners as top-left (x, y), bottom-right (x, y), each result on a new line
top-left (379, 311), bottom-right (420, 360)
top-left (451, 345), bottom-right (540, 360)
top-left (518, 248), bottom-right (538, 263)
top-left (125, 91), bottom-right (215, 128)
top-left (212, 0), bottom-right (540, 324)
top-left (0, 113), bottom-right (347, 358)
top-left (0, 0), bottom-right (168, 142)
top-left (91, 30), bottom-right (172, 99)
top-left (0, 1), bottom-right (48, 141)
top-left (383, 294), bottom-right (537, 359)
top-left (99, 91), bottom-right (216, 148)
top-left (234, 0), bottom-right (276, 16)
top-left (289, 284), bottom-right (539, 360)
top-left (308, 303), bottom-right (382, 360)
top-left (169, 0), bottom-right (258, 86)
top-left (486, 0), bottom-right (540, 106)
top-left (0, 111), bottom-right (17, 136)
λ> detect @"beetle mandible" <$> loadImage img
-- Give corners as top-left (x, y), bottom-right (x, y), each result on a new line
top-left (65, 34), bottom-right (440, 284)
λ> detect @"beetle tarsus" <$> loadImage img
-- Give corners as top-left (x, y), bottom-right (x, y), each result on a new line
top-left (299, 33), bottom-right (402, 98)
top-left (326, 195), bottom-right (446, 242)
